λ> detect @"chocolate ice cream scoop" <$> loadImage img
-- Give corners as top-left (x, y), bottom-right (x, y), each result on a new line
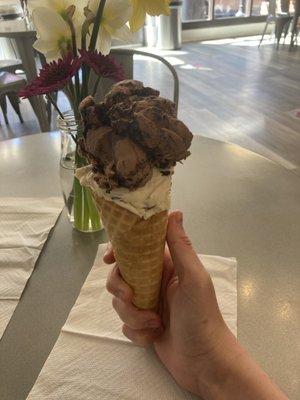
top-left (134, 97), bottom-right (176, 116)
top-left (105, 79), bottom-right (159, 109)
top-left (114, 138), bottom-right (153, 189)
top-left (79, 80), bottom-right (193, 191)
top-left (107, 96), bottom-right (177, 138)
top-left (83, 126), bottom-right (152, 191)
top-left (79, 97), bottom-right (110, 130)
top-left (84, 126), bottom-right (115, 165)
top-left (107, 99), bottom-right (136, 136)
top-left (135, 108), bottom-right (192, 168)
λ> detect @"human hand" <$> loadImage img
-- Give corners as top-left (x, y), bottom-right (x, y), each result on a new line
top-left (104, 211), bottom-right (232, 395)
top-left (104, 211), bottom-right (288, 400)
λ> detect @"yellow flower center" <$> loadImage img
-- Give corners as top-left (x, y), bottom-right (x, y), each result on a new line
top-left (58, 36), bottom-right (72, 57)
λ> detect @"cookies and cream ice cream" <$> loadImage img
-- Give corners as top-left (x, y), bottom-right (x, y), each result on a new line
top-left (76, 165), bottom-right (172, 219)
top-left (76, 80), bottom-right (192, 218)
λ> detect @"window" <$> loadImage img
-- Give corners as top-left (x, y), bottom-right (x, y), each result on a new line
top-left (182, 0), bottom-right (209, 20)
top-left (182, 0), bottom-right (268, 22)
top-left (251, 0), bottom-right (269, 16)
top-left (214, 0), bottom-right (245, 18)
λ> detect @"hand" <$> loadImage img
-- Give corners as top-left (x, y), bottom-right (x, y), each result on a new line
top-left (104, 211), bottom-right (231, 395)
top-left (104, 212), bottom-right (288, 400)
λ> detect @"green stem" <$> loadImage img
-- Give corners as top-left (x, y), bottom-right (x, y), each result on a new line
top-left (82, 64), bottom-right (88, 99)
top-left (81, 33), bottom-right (88, 98)
top-left (74, 73), bottom-right (81, 104)
top-left (67, 81), bottom-right (76, 104)
top-left (67, 82), bottom-right (80, 118)
top-left (73, 176), bottom-right (84, 230)
top-left (92, 75), bottom-right (102, 97)
top-left (73, 148), bottom-right (101, 232)
top-left (46, 93), bottom-right (64, 119)
top-left (82, 187), bottom-right (90, 230)
top-left (66, 15), bottom-right (81, 103)
top-left (89, 0), bottom-right (107, 51)
top-left (85, 0), bottom-right (107, 93)
top-left (85, 188), bottom-right (101, 230)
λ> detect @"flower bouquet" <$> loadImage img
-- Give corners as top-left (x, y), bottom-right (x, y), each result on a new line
top-left (20, 0), bottom-right (171, 232)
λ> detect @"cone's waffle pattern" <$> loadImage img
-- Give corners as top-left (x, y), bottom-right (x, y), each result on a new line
top-left (93, 194), bottom-right (168, 310)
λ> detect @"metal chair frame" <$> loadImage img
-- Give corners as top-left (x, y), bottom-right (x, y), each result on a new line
top-left (110, 48), bottom-right (179, 114)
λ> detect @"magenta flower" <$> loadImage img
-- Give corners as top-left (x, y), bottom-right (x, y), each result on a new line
top-left (19, 54), bottom-right (81, 98)
top-left (79, 49), bottom-right (125, 82)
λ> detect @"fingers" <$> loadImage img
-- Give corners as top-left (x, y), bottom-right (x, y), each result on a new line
top-left (107, 265), bottom-right (161, 330)
top-left (122, 324), bottom-right (163, 346)
top-left (106, 265), bottom-right (133, 302)
top-left (167, 211), bottom-right (205, 282)
top-left (158, 245), bottom-right (175, 318)
top-left (103, 243), bottom-right (115, 264)
top-left (112, 297), bottom-right (161, 330)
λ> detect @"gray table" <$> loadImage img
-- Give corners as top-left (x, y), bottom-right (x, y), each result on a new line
top-left (0, 133), bottom-right (299, 400)
top-left (0, 19), bottom-right (49, 132)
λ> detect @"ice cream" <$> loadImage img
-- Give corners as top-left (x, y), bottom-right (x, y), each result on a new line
top-left (76, 80), bottom-right (193, 309)
top-left (78, 80), bottom-right (192, 193)
top-left (76, 165), bottom-right (172, 219)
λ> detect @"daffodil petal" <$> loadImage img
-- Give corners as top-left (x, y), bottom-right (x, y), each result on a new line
top-left (146, 0), bottom-right (170, 16)
top-left (88, 0), bottom-right (99, 13)
top-left (89, 0), bottom-right (131, 27)
top-left (44, 49), bottom-right (62, 62)
top-left (33, 39), bottom-right (55, 53)
top-left (113, 24), bottom-right (133, 42)
top-left (32, 7), bottom-right (70, 41)
top-left (29, 0), bottom-right (86, 29)
top-left (97, 26), bottom-right (112, 56)
top-left (129, 0), bottom-right (146, 32)
top-left (33, 39), bottom-right (60, 61)
top-left (103, 0), bottom-right (132, 27)
top-left (29, 0), bottom-right (86, 13)
top-left (32, 7), bottom-right (71, 60)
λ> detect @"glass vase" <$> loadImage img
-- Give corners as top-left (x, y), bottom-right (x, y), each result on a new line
top-left (58, 111), bottom-right (102, 233)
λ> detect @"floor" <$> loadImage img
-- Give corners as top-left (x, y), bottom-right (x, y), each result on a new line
top-left (1, 36), bottom-right (300, 174)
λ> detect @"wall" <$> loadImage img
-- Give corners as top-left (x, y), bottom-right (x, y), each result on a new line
top-left (182, 22), bottom-right (272, 42)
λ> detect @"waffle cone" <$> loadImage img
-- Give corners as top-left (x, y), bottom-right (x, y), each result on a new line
top-left (93, 193), bottom-right (168, 310)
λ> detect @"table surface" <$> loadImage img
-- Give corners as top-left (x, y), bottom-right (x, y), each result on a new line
top-left (0, 132), bottom-right (299, 400)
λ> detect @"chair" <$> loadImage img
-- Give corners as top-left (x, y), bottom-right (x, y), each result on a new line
top-left (290, 2), bottom-right (300, 49)
top-left (0, 59), bottom-right (23, 73)
top-left (0, 72), bottom-right (26, 124)
top-left (258, 0), bottom-right (293, 49)
top-left (110, 48), bottom-right (179, 114)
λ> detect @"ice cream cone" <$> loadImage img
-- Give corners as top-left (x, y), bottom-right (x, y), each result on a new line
top-left (76, 80), bottom-right (192, 310)
top-left (93, 193), bottom-right (168, 310)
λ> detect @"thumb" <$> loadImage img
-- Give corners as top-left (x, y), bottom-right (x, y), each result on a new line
top-left (103, 243), bottom-right (115, 264)
top-left (167, 211), bottom-right (204, 282)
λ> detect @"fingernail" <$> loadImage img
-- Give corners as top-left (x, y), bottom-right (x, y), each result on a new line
top-left (147, 319), bottom-right (161, 328)
top-left (176, 212), bottom-right (183, 226)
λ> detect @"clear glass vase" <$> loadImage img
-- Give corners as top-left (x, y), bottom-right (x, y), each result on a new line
top-left (58, 111), bottom-right (102, 233)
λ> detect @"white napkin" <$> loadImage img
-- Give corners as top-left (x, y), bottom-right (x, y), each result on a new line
top-left (0, 197), bottom-right (63, 338)
top-left (28, 244), bottom-right (237, 400)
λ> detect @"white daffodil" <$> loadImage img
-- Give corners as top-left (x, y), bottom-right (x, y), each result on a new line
top-left (32, 7), bottom-right (72, 61)
top-left (89, 0), bottom-right (132, 55)
top-left (28, 0), bottom-right (87, 25)
top-left (129, 0), bottom-right (170, 32)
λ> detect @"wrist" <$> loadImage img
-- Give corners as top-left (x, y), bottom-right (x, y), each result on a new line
top-left (196, 328), bottom-right (242, 399)
top-left (196, 330), bottom-right (288, 400)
